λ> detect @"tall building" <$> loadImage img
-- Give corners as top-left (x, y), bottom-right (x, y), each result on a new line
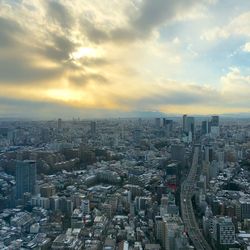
top-left (90, 121), bottom-right (96, 135)
top-left (171, 144), bottom-right (185, 166)
top-left (212, 216), bottom-right (235, 247)
top-left (211, 115), bottom-right (219, 127)
top-left (202, 120), bottom-right (211, 135)
top-left (16, 160), bottom-right (37, 199)
top-left (210, 116), bottom-right (220, 137)
top-left (155, 118), bottom-right (161, 128)
top-left (155, 215), bottom-right (190, 250)
top-left (186, 116), bottom-right (195, 137)
top-left (239, 197), bottom-right (250, 220)
top-left (182, 115), bottom-right (187, 132)
top-left (57, 118), bottom-right (62, 130)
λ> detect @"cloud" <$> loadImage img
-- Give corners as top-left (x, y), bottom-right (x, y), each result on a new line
top-left (243, 42), bottom-right (250, 52)
top-left (131, 0), bottom-right (198, 36)
top-left (69, 73), bottom-right (109, 86)
top-left (0, 56), bottom-right (62, 84)
top-left (39, 34), bottom-right (77, 63)
top-left (0, 0), bottom-right (250, 117)
top-left (201, 11), bottom-right (250, 41)
top-left (82, 0), bottom-right (210, 44)
top-left (220, 68), bottom-right (250, 108)
top-left (46, 0), bottom-right (74, 29)
top-left (0, 16), bottom-right (24, 48)
top-left (81, 18), bottom-right (109, 44)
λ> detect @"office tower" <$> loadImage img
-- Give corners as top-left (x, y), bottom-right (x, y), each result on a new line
top-left (164, 119), bottom-right (173, 132)
top-left (210, 115), bottom-right (220, 137)
top-left (155, 118), bottom-right (161, 128)
top-left (155, 215), bottom-right (189, 250)
top-left (212, 217), bottom-right (235, 246)
top-left (217, 150), bottom-right (225, 170)
top-left (155, 216), bottom-right (166, 247)
top-left (186, 116), bottom-right (195, 137)
top-left (16, 160), bottom-right (37, 199)
top-left (239, 197), bottom-right (250, 220)
top-left (203, 206), bottom-right (214, 237)
top-left (202, 120), bottom-right (211, 135)
top-left (209, 160), bottom-right (219, 180)
top-left (171, 144), bottom-right (185, 166)
top-left (204, 145), bottom-right (213, 162)
top-left (57, 118), bottom-right (62, 130)
top-left (211, 115), bottom-right (219, 127)
top-left (183, 114), bottom-right (187, 132)
top-left (90, 121), bottom-right (96, 134)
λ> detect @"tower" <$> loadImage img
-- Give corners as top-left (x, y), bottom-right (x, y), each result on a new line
top-left (57, 118), bottom-right (62, 130)
top-left (16, 160), bottom-right (37, 200)
top-left (90, 121), bottom-right (96, 135)
top-left (182, 115), bottom-right (187, 132)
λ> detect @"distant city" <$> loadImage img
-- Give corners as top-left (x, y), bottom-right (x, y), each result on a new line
top-left (0, 116), bottom-right (250, 249)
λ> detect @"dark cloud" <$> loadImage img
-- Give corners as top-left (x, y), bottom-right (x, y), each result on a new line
top-left (46, 0), bottom-right (74, 28)
top-left (80, 57), bottom-right (110, 67)
top-left (0, 56), bottom-right (62, 84)
top-left (0, 16), bottom-right (65, 84)
top-left (0, 97), bottom-right (167, 119)
top-left (69, 73), bottom-right (109, 86)
top-left (39, 34), bottom-right (76, 62)
top-left (82, 0), bottom-right (201, 43)
top-left (117, 84), bottom-right (220, 109)
top-left (131, 0), bottom-right (197, 37)
top-left (82, 18), bottom-right (109, 44)
top-left (0, 16), bottom-right (25, 48)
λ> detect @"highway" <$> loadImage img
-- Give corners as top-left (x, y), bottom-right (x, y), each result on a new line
top-left (180, 146), bottom-right (212, 250)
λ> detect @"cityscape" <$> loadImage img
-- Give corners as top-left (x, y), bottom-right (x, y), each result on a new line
top-left (1, 0), bottom-right (250, 249)
top-left (0, 116), bottom-right (250, 249)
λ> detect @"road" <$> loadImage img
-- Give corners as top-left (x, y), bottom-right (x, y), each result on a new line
top-left (180, 146), bottom-right (212, 250)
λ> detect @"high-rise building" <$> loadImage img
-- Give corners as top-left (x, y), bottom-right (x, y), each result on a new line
top-left (90, 121), bottom-right (96, 135)
top-left (182, 115), bottom-right (187, 132)
top-left (155, 215), bottom-right (190, 250)
top-left (186, 116), bottom-right (195, 136)
top-left (171, 144), bottom-right (185, 166)
top-left (239, 197), bottom-right (250, 220)
top-left (202, 120), bottom-right (211, 135)
top-left (210, 116), bottom-right (220, 137)
top-left (155, 118), bottom-right (161, 128)
top-left (57, 118), bottom-right (62, 130)
top-left (211, 115), bottom-right (219, 127)
top-left (212, 216), bottom-right (235, 246)
top-left (163, 119), bottom-right (173, 133)
top-left (16, 160), bottom-right (37, 200)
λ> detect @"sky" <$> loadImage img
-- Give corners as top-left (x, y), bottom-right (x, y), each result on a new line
top-left (0, 0), bottom-right (250, 119)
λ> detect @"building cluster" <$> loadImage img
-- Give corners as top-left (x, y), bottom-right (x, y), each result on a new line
top-left (0, 116), bottom-right (249, 249)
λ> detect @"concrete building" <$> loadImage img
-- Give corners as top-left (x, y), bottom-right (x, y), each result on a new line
top-left (16, 160), bottom-right (37, 200)
top-left (212, 216), bottom-right (235, 247)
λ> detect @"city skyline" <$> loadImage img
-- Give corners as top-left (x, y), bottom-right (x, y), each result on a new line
top-left (1, 0), bottom-right (250, 118)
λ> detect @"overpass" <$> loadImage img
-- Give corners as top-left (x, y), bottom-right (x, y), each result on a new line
top-left (180, 146), bottom-right (212, 250)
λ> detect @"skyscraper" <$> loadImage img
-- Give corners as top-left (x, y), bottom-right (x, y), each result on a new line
top-left (155, 118), bottom-right (161, 128)
top-left (210, 116), bottom-right (219, 137)
top-left (16, 160), bottom-right (37, 199)
top-left (186, 116), bottom-right (195, 136)
top-left (202, 120), bottom-right (210, 135)
top-left (211, 115), bottom-right (219, 127)
top-left (57, 118), bottom-right (62, 130)
top-left (182, 114), bottom-right (187, 132)
top-left (90, 121), bottom-right (96, 135)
